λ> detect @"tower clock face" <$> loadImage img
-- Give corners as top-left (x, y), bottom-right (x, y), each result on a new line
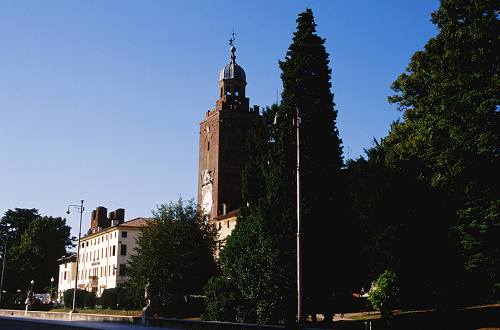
top-left (201, 185), bottom-right (213, 215)
top-left (201, 169), bottom-right (213, 214)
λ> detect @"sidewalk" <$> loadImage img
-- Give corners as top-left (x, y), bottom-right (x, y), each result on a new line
top-left (0, 315), bottom-right (171, 330)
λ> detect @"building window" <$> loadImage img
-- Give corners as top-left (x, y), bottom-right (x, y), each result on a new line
top-left (207, 142), bottom-right (210, 151)
top-left (86, 242), bottom-right (88, 247)
top-left (112, 266), bottom-right (116, 276)
top-left (112, 245), bottom-right (116, 256)
top-left (119, 264), bottom-right (127, 276)
top-left (63, 271), bottom-right (66, 280)
top-left (81, 243), bottom-right (84, 248)
top-left (120, 244), bottom-right (127, 256)
top-left (121, 231), bottom-right (127, 238)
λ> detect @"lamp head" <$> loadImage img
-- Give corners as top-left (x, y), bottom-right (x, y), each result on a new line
top-left (66, 208), bottom-right (70, 215)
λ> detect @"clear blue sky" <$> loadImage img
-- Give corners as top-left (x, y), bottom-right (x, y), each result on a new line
top-left (0, 0), bottom-right (439, 240)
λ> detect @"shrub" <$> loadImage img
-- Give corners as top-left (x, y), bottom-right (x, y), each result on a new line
top-left (83, 291), bottom-right (96, 309)
top-left (101, 288), bottom-right (119, 309)
top-left (63, 288), bottom-right (87, 309)
top-left (117, 285), bottom-right (141, 310)
top-left (368, 270), bottom-right (400, 319)
top-left (202, 276), bottom-right (240, 322)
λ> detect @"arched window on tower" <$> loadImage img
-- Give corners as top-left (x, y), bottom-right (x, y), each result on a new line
top-left (226, 85), bottom-right (231, 95)
top-left (235, 87), bottom-right (240, 96)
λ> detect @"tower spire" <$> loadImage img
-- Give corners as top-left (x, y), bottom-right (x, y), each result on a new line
top-left (229, 30), bottom-right (236, 63)
top-left (229, 29), bottom-right (236, 46)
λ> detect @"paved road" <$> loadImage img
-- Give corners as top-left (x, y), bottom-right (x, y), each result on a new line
top-left (0, 317), bottom-right (174, 330)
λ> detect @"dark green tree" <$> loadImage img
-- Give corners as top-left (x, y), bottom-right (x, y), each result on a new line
top-left (0, 208), bottom-right (73, 293)
top-left (384, 0), bottom-right (499, 303)
top-left (278, 7), bottom-right (349, 318)
top-left (126, 199), bottom-right (217, 314)
top-left (346, 145), bottom-right (458, 309)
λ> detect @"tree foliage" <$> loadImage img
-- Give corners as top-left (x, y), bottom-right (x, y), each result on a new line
top-left (386, 0), bottom-right (499, 302)
top-left (347, 0), bottom-right (499, 307)
top-left (0, 208), bottom-right (73, 293)
top-left (126, 199), bottom-right (217, 314)
top-left (368, 270), bottom-right (400, 319)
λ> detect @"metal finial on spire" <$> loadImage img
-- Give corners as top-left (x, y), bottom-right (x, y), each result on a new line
top-left (229, 29), bottom-right (237, 63)
top-left (229, 29), bottom-right (236, 47)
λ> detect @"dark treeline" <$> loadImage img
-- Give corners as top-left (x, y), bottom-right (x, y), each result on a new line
top-left (203, 0), bottom-right (499, 326)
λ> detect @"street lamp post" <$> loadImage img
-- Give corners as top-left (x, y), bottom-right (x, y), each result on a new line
top-left (24, 280), bottom-right (34, 315)
top-left (50, 277), bottom-right (54, 302)
top-left (66, 200), bottom-right (84, 313)
top-left (0, 236), bottom-right (7, 306)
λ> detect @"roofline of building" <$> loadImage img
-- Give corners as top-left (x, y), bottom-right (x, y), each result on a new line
top-left (214, 209), bottom-right (239, 221)
top-left (80, 217), bottom-right (152, 241)
top-left (57, 253), bottom-right (76, 264)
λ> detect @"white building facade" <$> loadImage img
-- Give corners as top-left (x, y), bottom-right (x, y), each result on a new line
top-left (75, 217), bottom-right (148, 297)
top-left (56, 254), bottom-right (76, 302)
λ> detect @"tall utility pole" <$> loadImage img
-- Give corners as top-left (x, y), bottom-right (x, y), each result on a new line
top-left (66, 200), bottom-right (84, 313)
top-left (0, 237), bottom-right (7, 306)
top-left (295, 108), bottom-right (302, 324)
top-left (273, 108), bottom-right (303, 324)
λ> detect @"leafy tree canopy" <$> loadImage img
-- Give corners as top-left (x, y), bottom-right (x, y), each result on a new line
top-left (0, 208), bottom-right (73, 293)
top-left (126, 199), bottom-right (217, 308)
top-left (347, 0), bottom-right (499, 306)
top-left (386, 0), bottom-right (499, 298)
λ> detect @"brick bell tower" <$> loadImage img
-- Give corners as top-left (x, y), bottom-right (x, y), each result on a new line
top-left (198, 39), bottom-right (258, 223)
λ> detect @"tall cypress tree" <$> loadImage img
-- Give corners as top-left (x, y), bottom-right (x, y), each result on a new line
top-left (278, 8), bottom-right (346, 316)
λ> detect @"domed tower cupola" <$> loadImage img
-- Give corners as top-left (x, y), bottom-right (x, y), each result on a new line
top-left (198, 33), bottom-right (258, 226)
top-left (219, 38), bottom-right (247, 99)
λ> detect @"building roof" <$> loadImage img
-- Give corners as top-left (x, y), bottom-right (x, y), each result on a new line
top-left (214, 209), bottom-right (239, 221)
top-left (81, 217), bottom-right (152, 241)
top-left (118, 217), bottom-right (151, 228)
top-left (219, 46), bottom-right (246, 82)
top-left (57, 253), bottom-right (76, 264)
